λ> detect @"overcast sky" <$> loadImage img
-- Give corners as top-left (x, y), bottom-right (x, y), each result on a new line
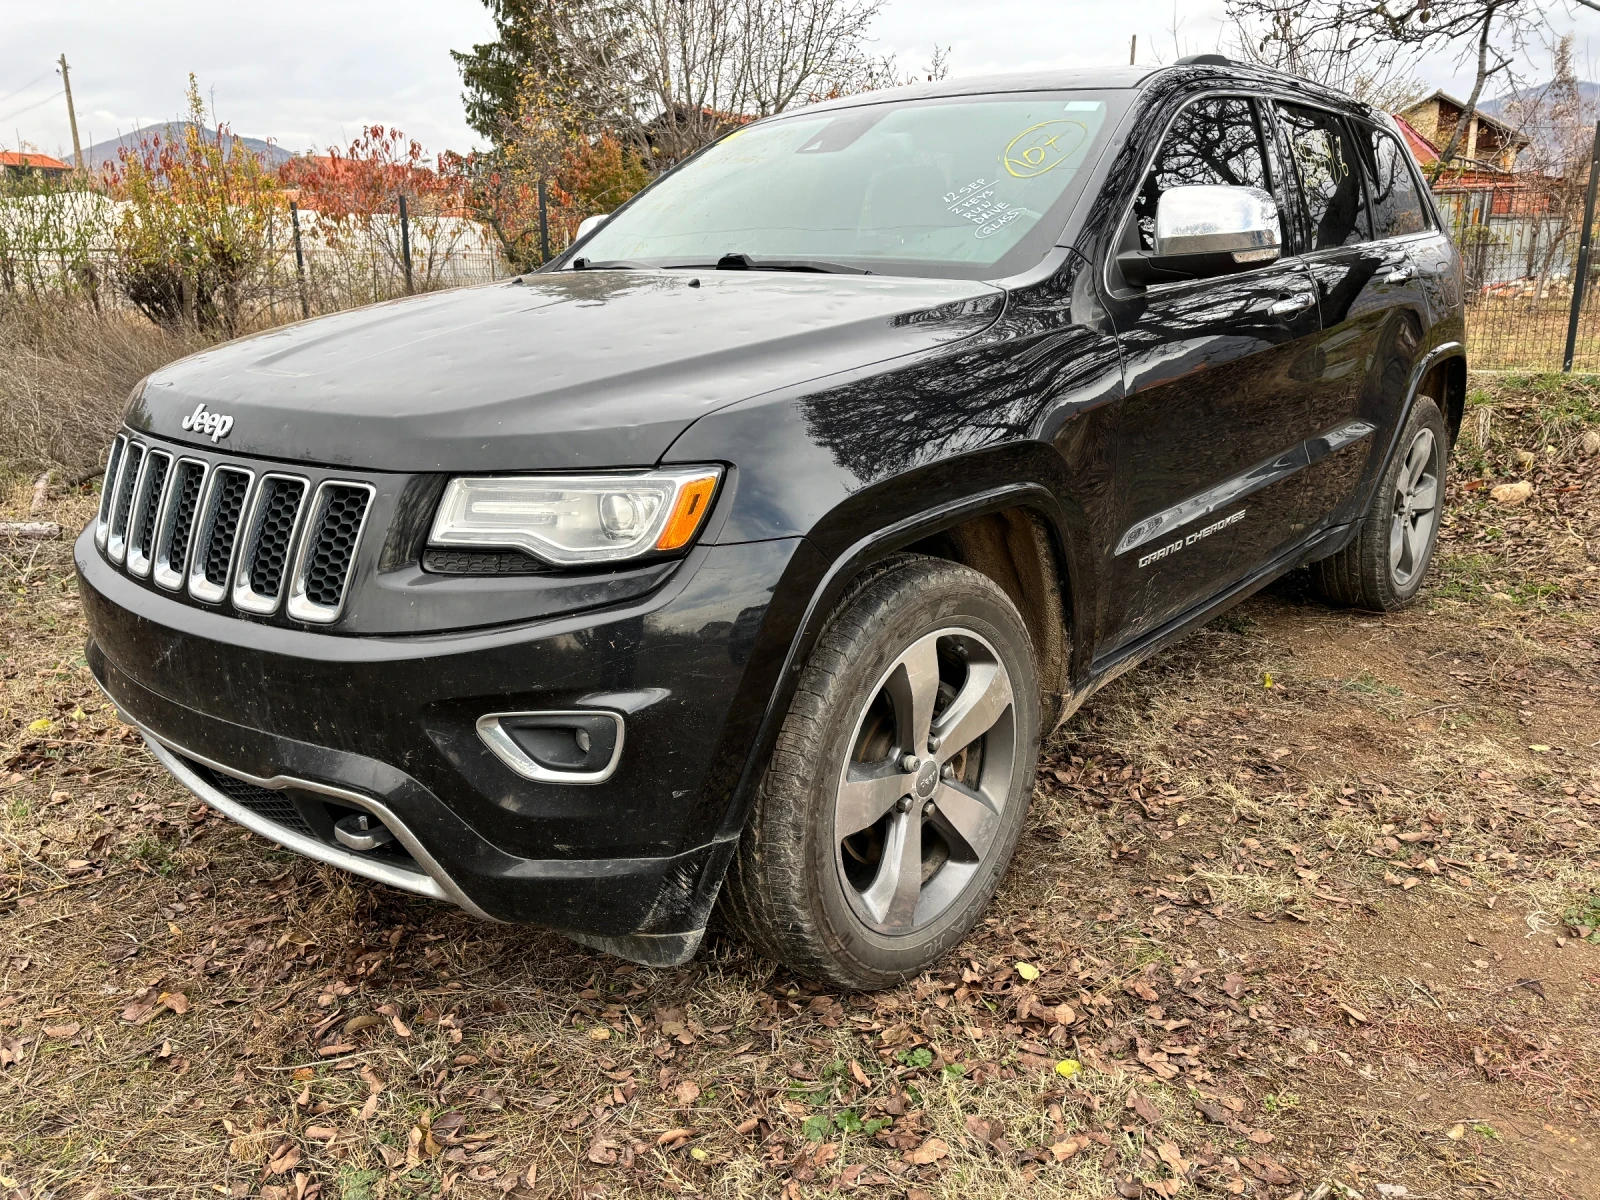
top-left (5, 1), bottom-right (1595, 163)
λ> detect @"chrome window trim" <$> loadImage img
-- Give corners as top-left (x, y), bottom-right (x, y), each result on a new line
top-left (124, 450), bottom-right (172, 579)
top-left (476, 710), bottom-right (627, 785)
top-left (186, 465), bottom-right (255, 605)
top-left (152, 457), bottom-right (210, 592)
top-left (286, 480), bottom-right (376, 625)
top-left (94, 436), bottom-right (127, 551)
top-left (232, 473), bottom-right (311, 616)
top-left (106, 441), bottom-right (147, 565)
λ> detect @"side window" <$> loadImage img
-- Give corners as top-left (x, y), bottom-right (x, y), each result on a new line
top-left (1133, 97), bottom-right (1269, 251)
top-left (1359, 127), bottom-right (1431, 239)
top-left (1275, 104), bottom-right (1368, 250)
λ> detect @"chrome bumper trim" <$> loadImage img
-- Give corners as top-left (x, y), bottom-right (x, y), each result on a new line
top-left (132, 726), bottom-right (496, 920)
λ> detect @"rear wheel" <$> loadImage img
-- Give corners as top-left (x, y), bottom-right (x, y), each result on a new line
top-left (1310, 395), bottom-right (1448, 611)
top-left (721, 556), bottom-right (1040, 990)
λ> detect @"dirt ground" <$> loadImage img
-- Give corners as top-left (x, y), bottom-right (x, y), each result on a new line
top-left (2, 375), bottom-right (1598, 1200)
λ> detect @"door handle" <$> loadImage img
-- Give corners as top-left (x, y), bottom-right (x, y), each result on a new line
top-left (1268, 293), bottom-right (1315, 317)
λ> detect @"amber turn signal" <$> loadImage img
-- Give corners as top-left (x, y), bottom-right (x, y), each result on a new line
top-left (655, 473), bottom-right (720, 550)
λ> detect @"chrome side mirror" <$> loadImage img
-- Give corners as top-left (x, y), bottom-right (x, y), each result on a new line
top-left (575, 213), bottom-right (611, 243)
top-left (1120, 184), bottom-right (1282, 286)
top-left (1155, 185), bottom-right (1281, 258)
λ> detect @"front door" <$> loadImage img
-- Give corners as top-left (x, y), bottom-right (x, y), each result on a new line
top-left (1099, 95), bottom-right (1323, 651)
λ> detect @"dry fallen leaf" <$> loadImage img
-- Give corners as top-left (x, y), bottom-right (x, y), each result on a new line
top-left (266, 1142), bottom-right (301, 1175)
top-left (41, 1023), bottom-right (80, 1039)
top-left (903, 1136), bottom-right (950, 1165)
top-left (656, 1127), bottom-right (695, 1146)
top-left (1445, 1123), bottom-right (1467, 1141)
top-left (1491, 480), bottom-right (1533, 506)
top-left (674, 1080), bottom-right (701, 1106)
top-left (1051, 1133), bottom-right (1090, 1161)
top-left (1127, 1091), bottom-right (1163, 1125)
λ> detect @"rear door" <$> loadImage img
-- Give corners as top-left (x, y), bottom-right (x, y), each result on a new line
top-left (1098, 94), bottom-right (1323, 651)
top-left (1273, 103), bottom-right (1431, 531)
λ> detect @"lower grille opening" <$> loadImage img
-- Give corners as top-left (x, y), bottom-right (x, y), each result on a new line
top-left (184, 758), bottom-right (314, 836)
top-left (423, 548), bottom-right (551, 575)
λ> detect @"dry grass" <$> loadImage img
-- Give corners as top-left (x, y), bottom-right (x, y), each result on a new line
top-left (0, 302), bottom-right (209, 480)
top-left (1, 378), bottom-right (1598, 1200)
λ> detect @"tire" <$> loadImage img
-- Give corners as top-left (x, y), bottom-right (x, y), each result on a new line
top-left (1310, 395), bottom-right (1449, 612)
top-left (721, 556), bottom-right (1041, 990)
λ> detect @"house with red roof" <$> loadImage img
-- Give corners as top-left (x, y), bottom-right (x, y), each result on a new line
top-left (1, 151), bottom-right (72, 181)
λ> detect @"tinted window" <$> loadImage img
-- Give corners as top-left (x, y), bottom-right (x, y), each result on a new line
top-left (1360, 128), bottom-right (1430, 239)
top-left (1276, 104), bottom-right (1368, 250)
top-left (577, 92), bottom-right (1122, 278)
top-left (1134, 97), bottom-right (1269, 251)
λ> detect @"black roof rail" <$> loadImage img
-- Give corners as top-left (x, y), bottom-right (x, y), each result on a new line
top-left (1174, 54), bottom-right (1232, 66)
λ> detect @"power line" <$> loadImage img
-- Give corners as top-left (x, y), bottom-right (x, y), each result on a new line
top-left (0, 71), bottom-right (52, 108)
top-left (0, 88), bottom-right (63, 127)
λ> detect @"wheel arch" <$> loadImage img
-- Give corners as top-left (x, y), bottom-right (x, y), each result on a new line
top-left (711, 476), bottom-right (1083, 847)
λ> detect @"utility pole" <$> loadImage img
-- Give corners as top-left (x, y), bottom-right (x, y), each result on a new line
top-left (1129, 35), bottom-right (1137, 66)
top-left (58, 54), bottom-right (84, 170)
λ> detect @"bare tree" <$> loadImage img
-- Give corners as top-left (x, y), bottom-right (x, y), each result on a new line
top-left (535, 0), bottom-right (894, 165)
top-left (1225, 0), bottom-right (1426, 110)
top-left (1224, 0), bottom-right (1561, 177)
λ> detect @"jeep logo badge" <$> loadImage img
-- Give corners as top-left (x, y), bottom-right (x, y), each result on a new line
top-left (181, 402), bottom-right (234, 443)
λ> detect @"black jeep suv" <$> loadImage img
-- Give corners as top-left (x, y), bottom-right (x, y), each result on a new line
top-left (78, 57), bottom-right (1465, 988)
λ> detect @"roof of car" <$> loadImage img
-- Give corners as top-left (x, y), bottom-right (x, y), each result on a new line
top-left (797, 60), bottom-right (1370, 118)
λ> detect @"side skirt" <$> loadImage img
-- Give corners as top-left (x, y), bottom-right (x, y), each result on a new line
top-left (1068, 521), bottom-right (1353, 721)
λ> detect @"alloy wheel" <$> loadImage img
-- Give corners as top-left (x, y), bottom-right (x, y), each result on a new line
top-left (833, 627), bottom-right (1017, 935)
top-left (1390, 426), bottom-right (1440, 587)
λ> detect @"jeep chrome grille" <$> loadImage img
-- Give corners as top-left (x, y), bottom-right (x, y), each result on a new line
top-left (233, 475), bottom-right (308, 614)
top-left (125, 450), bottom-right (171, 578)
top-left (106, 441), bottom-right (145, 564)
top-left (97, 434), bottom-right (373, 626)
top-left (288, 483), bottom-right (374, 623)
top-left (154, 459), bottom-right (207, 590)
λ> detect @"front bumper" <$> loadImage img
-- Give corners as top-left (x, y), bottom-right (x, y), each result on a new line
top-left (77, 526), bottom-right (818, 963)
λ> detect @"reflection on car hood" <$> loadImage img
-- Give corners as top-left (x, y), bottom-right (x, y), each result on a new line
top-left (127, 270), bottom-right (1005, 472)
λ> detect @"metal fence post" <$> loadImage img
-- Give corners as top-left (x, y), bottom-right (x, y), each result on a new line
top-left (289, 201), bottom-right (310, 320)
top-left (538, 179), bottom-right (551, 264)
top-left (399, 195), bottom-right (414, 295)
top-left (1562, 120), bottom-right (1600, 372)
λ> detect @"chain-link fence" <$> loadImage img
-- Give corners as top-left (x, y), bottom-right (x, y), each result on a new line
top-left (1433, 123), bottom-right (1600, 372)
top-left (0, 193), bottom-right (515, 326)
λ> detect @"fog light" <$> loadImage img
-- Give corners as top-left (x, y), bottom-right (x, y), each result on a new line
top-left (476, 710), bottom-right (625, 785)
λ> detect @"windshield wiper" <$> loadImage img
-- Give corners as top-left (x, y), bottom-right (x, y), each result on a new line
top-left (672, 252), bottom-right (873, 275)
top-left (568, 258), bottom-right (660, 271)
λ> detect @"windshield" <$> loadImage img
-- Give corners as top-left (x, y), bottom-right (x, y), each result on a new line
top-left (575, 91), bottom-right (1127, 279)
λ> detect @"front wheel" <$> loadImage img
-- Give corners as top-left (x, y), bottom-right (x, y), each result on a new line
top-left (1310, 395), bottom-right (1449, 611)
top-left (720, 556), bottom-right (1041, 990)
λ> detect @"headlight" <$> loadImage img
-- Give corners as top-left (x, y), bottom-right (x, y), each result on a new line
top-left (429, 467), bottom-right (722, 566)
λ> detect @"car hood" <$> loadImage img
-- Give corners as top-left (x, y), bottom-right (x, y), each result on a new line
top-left (127, 270), bottom-right (1005, 472)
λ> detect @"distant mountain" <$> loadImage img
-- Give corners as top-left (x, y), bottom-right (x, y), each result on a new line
top-left (83, 123), bottom-right (296, 172)
top-left (1478, 80), bottom-right (1600, 119)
